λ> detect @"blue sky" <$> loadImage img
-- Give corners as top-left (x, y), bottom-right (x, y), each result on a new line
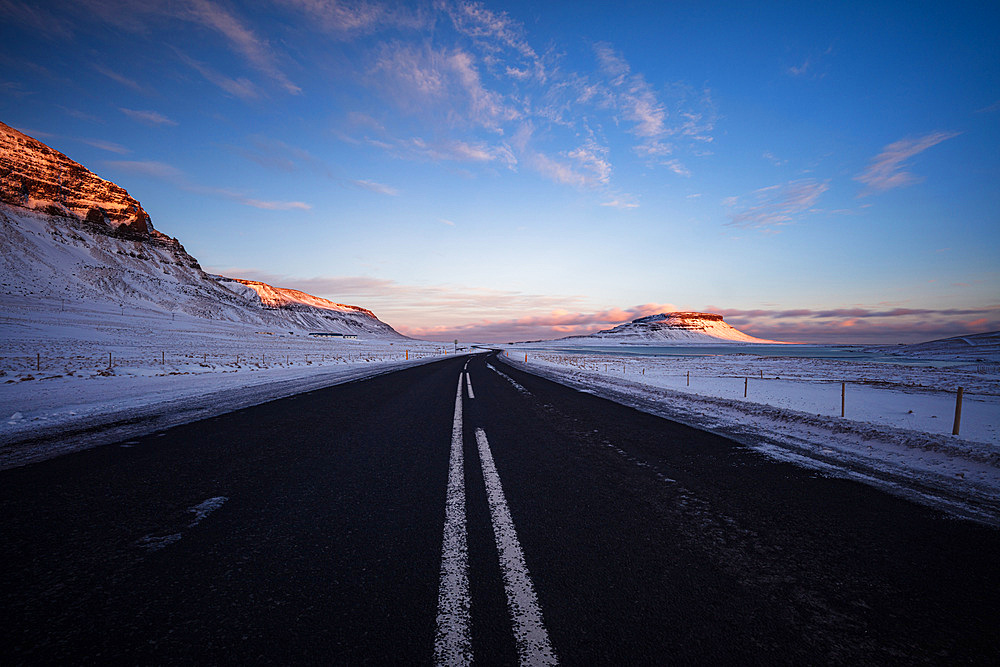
top-left (2, 0), bottom-right (998, 342)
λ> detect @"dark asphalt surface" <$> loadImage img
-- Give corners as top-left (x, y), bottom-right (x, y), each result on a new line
top-left (2, 351), bottom-right (998, 664)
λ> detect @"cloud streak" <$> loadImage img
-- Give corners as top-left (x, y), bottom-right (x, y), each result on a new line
top-left (726, 179), bottom-right (830, 230)
top-left (173, 48), bottom-right (260, 100)
top-left (351, 179), bottom-right (399, 196)
top-left (855, 131), bottom-right (960, 195)
top-left (119, 108), bottom-right (177, 126)
top-left (182, 0), bottom-right (301, 94)
top-left (103, 160), bottom-right (311, 211)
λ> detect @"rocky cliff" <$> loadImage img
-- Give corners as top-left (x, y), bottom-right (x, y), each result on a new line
top-left (0, 121), bottom-right (154, 236)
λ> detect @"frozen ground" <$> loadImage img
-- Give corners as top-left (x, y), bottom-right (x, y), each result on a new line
top-left (0, 301), bottom-right (454, 469)
top-left (499, 346), bottom-right (1000, 525)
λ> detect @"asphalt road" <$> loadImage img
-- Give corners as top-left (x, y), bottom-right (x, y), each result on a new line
top-left (2, 352), bottom-right (998, 664)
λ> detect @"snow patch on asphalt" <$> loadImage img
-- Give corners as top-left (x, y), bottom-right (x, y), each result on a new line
top-left (137, 495), bottom-right (229, 552)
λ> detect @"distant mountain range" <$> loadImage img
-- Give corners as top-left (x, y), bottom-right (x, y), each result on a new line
top-left (558, 312), bottom-right (781, 345)
top-left (0, 122), bottom-right (406, 339)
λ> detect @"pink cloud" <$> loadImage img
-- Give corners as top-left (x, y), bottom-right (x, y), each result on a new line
top-left (855, 131), bottom-right (960, 195)
top-left (705, 304), bottom-right (1000, 344)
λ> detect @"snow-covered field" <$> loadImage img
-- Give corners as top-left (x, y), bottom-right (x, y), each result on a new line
top-left (499, 346), bottom-right (1000, 525)
top-left (0, 301), bottom-right (453, 469)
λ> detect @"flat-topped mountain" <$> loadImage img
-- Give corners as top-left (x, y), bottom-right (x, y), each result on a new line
top-left (565, 311), bottom-right (780, 344)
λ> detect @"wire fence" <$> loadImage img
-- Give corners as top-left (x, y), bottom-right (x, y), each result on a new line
top-left (513, 351), bottom-right (996, 438)
top-left (1, 349), bottom-right (446, 375)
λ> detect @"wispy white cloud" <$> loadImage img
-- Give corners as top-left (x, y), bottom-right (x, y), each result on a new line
top-left (242, 199), bottom-right (311, 210)
top-left (173, 48), bottom-right (260, 100)
top-left (59, 0), bottom-right (300, 95)
top-left (855, 131), bottom-right (960, 195)
top-left (93, 64), bottom-right (148, 94)
top-left (567, 142), bottom-right (612, 185)
top-left (726, 179), bottom-right (830, 231)
top-left (79, 138), bottom-right (131, 154)
top-left (595, 42), bottom-right (666, 139)
top-left (788, 59), bottom-right (810, 76)
top-left (104, 160), bottom-right (185, 180)
top-left (370, 134), bottom-right (517, 169)
top-left (0, 0), bottom-right (73, 38)
top-left (104, 160), bottom-right (311, 211)
top-left (313, 4), bottom-right (712, 193)
top-left (664, 159), bottom-right (690, 177)
top-left (0, 80), bottom-right (33, 98)
top-left (59, 106), bottom-right (103, 123)
top-left (762, 151), bottom-right (787, 166)
top-left (231, 135), bottom-right (329, 176)
top-left (279, 0), bottom-right (426, 37)
top-left (590, 43), bottom-right (714, 171)
top-left (444, 0), bottom-right (546, 81)
top-left (600, 197), bottom-right (639, 209)
top-left (181, 0), bottom-right (301, 95)
top-left (528, 151), bottom-right (596, 188)
top-left (371, 42), bottom-right (516, 132)
top-left (787, 45), bottom-right (833, 79)
top-left (439, 218), bottom-right (456, 226)
top-left (351, 179), bottom-right (399, 196)
top-left (119, 108), bottom-right (177, 126)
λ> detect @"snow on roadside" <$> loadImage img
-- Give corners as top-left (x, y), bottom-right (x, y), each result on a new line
top-left (498, 349), bottom-right (1000, 526)
top-left (0, 304), bottom-right (456, 469)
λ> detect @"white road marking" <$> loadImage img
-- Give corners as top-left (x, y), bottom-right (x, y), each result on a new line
top-left (475, 428), bottom-right (558, 666)
top-left (466, 373), bottom-right (475, 399)
top-left (435, 375), bottom-right (472, 666)
top-left (487, 363), bottom-right (529, 394)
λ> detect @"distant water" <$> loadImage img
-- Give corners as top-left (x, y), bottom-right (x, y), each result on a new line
top-left (527, 344), bottom-right (969, 368)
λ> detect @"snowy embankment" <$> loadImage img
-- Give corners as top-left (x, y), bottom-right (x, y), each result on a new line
top-left (499, 348), bottom-right (1000, 525)
top-left (0, 301), bottom-right (453, 469)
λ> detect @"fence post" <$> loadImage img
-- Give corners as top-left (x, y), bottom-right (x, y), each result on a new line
top-left (687, 371), bottom-right (690, 386)
top-left (109, 352), bottom-right (112, 367)
top-left (162, 351), bottom-right (165, 365)
top-left (841, 382), bottom-right (845, 418)
top-left (953, 387), bottom-right (964, 436)
top-left (37, 353), bottom-right (40, 372)
top-left (744, 377), bottom-right (748, 397)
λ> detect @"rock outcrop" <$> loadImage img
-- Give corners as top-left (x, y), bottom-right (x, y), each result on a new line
top-left (0, 121), bottom-right (152, 235)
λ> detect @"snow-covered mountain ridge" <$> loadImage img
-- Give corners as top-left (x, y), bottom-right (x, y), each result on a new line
top-left (223, 278), bottom-right (378, 318)
top-left (564, 311), bottom-right (781, 344)
top-left (0, 124), bottom-right (404, 339)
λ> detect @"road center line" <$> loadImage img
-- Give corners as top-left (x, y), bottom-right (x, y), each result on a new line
top-left (435, 375), bottom-right (471, 666)
top-left (466, 373), bottom-right (475, 399)
top-left (475, 428), bottom-right (558, 666)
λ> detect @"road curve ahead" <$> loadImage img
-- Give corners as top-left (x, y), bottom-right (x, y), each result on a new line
top-left (1, 352), bottom-right (998, 664)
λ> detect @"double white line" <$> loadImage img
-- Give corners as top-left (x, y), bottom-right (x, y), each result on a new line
top-left (435, 371), bottom-right (557, 666)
